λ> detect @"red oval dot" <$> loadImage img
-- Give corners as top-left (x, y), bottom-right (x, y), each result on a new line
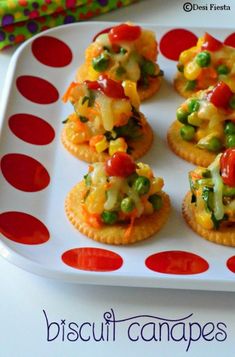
top-left (145, 251), bottom-right (209, 275)
top-left (32, 36), bottom-right (73, 67)
top-left (0, 211), bottom-right (49, 245)
top-left (9, 113), bottom-right (55, 145)
top-left (226, 256), bottom-right (235, 273)
top-left (1, 153), bottom-right (50, 192)
top-left (62, 247), bottom-right (123, 272)
top-left (224, 33), bottom-right (235, 48)
top-left (160, 29), bottom-right (198, 61)
top-left (16, 75), bottom-right (59, 104)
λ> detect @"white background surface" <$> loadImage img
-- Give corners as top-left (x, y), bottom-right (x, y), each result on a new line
top-left (1, 0), bottom-right (235, 356)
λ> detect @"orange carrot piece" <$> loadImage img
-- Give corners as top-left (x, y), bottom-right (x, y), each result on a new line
top-left (89, 134), bottom-right (105, 147)
top-left (62, 82), bottom-right (78, 103)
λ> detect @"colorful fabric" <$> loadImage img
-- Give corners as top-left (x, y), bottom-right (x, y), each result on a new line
top-left (0, 0), bottom-right (138, 50)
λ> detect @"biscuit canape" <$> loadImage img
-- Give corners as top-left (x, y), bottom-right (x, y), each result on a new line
top-left (65, 152), bottom-right (170, 245)
top-left (168, 82), bottom-right (235, 166)
top-left (76, 23), bottom-right (163, 101)
top-left (62, 76), bottom-right (153, 162)
top-left (183, 148), bottom-right (235, 246)
top-left (174, 32), bottom-right (235, 98)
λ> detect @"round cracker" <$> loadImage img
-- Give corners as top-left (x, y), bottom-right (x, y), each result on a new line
top-left (61, 119), bottom-right (153, 163)
top-left (65, 181), bottom-right (171, 245)
top-left (167, 120), bottom-right (216, 167)
top-left (138, 77), bottom-right (162, 101)
top-left (183, 191), bottom-right (235, 246)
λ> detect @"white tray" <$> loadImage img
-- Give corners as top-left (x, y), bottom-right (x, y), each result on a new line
top-left (1, 22), bottom-right (235, 291)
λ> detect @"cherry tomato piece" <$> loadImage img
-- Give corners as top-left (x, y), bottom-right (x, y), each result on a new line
top-left (85, 80), bottom-right (100, 91)
top-left (98, 75), bottom-right (127, 99)
top-left (85, 76), bottom-right (127, 99)
top-left (105, 152), bottom-right (136, 177)
top-left (93, 27), bottom-right (113, 42)
top-left (208, 82), bottom-right (233, 108)
top-left (202, 33), bottom-right (223, 52)
top-left (220, 148), bottom-right (235, 187)
top-left (108, 24), bottom-right (141, 44)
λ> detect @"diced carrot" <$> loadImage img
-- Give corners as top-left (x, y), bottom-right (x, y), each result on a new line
top-left (197, 68), bottom-right (218, 88)
top-left (62, 82), bottom-right (78, 103)
top-left (89, 134), bottom-right (105, 147)
top-left (124, 209), bottom-right (138, 239)
top-left (81, 205), bottom-right (102, 229)
top-left (124, 214), bottom-right (136, 240)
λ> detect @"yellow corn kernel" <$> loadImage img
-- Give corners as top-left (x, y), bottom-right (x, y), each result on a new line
top-left (179, 49), bottom-right (195, 64)
top-left (144, 201), bottom-right (154, 215)
top-left (184, 61), bottom-right (201, 80)
top-left (187, 112), bottom-right (202, 126)
top-left (95, 137), bottom-right (109, 153)
top-left (136, 163), bottom-right (153, 178)
top-left (109, 138), bottom-right (127, 156)
top-left (149, 177), bottom-right (164, 194)
top-left (196, 211), bottom-right (214, 230)
top-left (122, 80), bottom-right (140, 109)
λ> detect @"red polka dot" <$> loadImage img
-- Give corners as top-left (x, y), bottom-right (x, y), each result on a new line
top-left (32, 36), bottom-right (72, 67)
top-left (224, 33), bottom-right (235, 48)
top-left (16, 75), bottom-right (59, 104)
top-left (62, 247), bottom-right (123, 272)
top-left (1, 153), bottom-right (50, 192)
top-left (145, 251), bottom-right (209, 275)
top-left (226, 256), bottom-right (235, 273)
top-left (9, 113), bottom-right (55, 145)
top-left (0, 211), bottom-right (49, 245)
top-left (160, 29), bottom-right (198, 61)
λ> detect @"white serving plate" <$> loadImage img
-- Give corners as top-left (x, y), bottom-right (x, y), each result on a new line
top-left (1, 22), bottom-right (235, 290)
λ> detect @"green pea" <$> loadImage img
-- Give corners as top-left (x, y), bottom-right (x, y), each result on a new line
top-left (187, 99), bottom-right (200, 113)
top-left (195, 51), bottom-right (211, 67)
top-left (216, 64), bottom-right (230, 75)
top-left (101, 211), bottom-right (118, 225)
top-left (229, 95), bottom-right (235, 109)
top-left (185, 80), bottom-right (197, 91)
top-left (224, 121), bottom-right (235, 135)
top-left (92, 53), bottom-right (110, 72)
top-left (133, 176), bottom-right (151, 195)
top-left (180, 125), bottom-right (195, 141)
top-left (206, 137), bottom-right (222, 152)
top-left (148, 194), bottom-right (163, 210)
top-left (226, 134), bottom-right (235, 148)
top-left (121, 197), bottom-right (135, 213)
top-left (176, 108), bottom-right (189, 124)
top-left (141, 60), bottom-right (156, 76)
